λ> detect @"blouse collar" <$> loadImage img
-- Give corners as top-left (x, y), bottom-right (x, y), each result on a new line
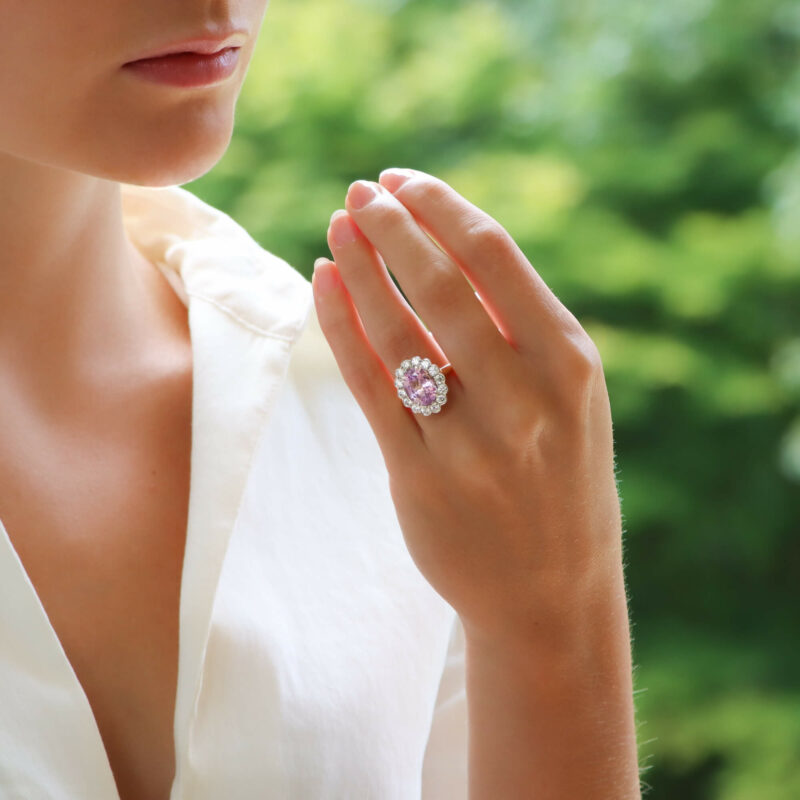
top-left (120, 181), bottom-right (313, 343)
top-left (123, 182), bottom-right (316, 793)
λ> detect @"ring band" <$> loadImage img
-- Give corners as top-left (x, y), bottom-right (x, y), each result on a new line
top-left (394, 356), bottom-right (450, 415)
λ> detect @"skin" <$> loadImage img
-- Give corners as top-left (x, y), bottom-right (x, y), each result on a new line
top-left (315, 172), bottom-right (642, 797)
top-left (0, 2), bottom-right (269, 799)
top-left (0, 0), bottom-right (640, 798)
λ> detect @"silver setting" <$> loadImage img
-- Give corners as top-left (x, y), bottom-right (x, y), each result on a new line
top-left (394, 355), bottom-right (450, 415)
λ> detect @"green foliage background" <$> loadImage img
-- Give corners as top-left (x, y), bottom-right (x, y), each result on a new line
top-left (186, 0), bottom-right (800, 796)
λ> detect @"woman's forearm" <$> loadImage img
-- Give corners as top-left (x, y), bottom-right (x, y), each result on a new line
top-left (463, 565), bottom-right (641, 800)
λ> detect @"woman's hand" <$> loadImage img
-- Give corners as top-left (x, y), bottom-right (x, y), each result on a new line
top-left (313, 167), bottom-right (641, 799)
top-left (313, 167), bottom-right (624, 646)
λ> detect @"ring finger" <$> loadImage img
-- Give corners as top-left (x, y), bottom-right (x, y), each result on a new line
top-left (326, 209), bottom-right (464, 433)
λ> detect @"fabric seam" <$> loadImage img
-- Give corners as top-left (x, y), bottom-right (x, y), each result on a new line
top-left (186, 290), bottom-right (307, 343)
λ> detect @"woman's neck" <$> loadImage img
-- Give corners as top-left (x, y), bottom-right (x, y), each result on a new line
top-left (0, 153), bottom-right (189, 409)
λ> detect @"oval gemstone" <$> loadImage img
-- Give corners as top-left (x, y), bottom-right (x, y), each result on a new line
top-left (402, 365), bottom-right (438, 406)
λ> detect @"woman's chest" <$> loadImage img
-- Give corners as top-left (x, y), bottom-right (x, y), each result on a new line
top-left (0, 327), bottom-right (460, 799)
top-left (0, 366), bottom-right (193, 800)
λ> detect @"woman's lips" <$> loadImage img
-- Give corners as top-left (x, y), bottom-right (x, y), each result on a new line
top-left (121, 46), bottom-right (241, 88)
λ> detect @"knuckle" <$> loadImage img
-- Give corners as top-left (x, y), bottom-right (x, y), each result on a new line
top-left (378, 201), bottom-right (410, 232)
top-left (417, 263), bottom-right (459, 311)
top-left (419, 176), bottom-right (452, 209)
top-left (463, 218), bottom-right (518, 266)
top-left (551, 329), bottom-right (605, 412)
top-left (566, 331), bottom-right (604, 381)
top-left (550, 317), bottom-right (601, 375)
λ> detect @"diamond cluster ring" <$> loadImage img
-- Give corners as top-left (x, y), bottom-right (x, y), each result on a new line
top-left (394, 356), bottom-right (451, 415)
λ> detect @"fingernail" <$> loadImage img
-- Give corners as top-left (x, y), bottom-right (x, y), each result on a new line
top-left (347, 180), bottom-right (376, 210)
top-left (313, 261), bottom-right (340, 293)
top-left (329, 211), bottom-right (358, 247)
top-left (379, 168), bottom-right (415, 193)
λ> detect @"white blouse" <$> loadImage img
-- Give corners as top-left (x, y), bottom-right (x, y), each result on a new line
top-left (0, 183), bottom-right (468, 799)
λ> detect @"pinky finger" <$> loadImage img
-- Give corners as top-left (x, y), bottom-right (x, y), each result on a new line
top-left (311, 258), bottom-right (423, 464)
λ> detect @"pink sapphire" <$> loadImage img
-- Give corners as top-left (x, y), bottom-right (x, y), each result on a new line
top-left (402, 365), bottom-right (438, 406)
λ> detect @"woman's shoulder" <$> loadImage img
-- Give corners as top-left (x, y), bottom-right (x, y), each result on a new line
top-left (121, 182), bottom-right (314, 344)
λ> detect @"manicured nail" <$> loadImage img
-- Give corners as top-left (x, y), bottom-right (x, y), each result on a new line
top-left (347, 180), bottom-right (376, 210)
top-left (379, 168), bottom-right (415, 193)
top-left (329, 211), bottom-right (358, 247)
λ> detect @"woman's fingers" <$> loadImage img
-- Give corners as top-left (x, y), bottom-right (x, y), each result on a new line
top-left (326, 209), bottom-right (448, 376)
top-left (323, 209), bottom-right (470, 437)
top-left (342, 180), bottom-right (519, 403)
top-left (310, 257), bottom-right (424, 464)
top-left (376, 168), bottom-right (582, 362)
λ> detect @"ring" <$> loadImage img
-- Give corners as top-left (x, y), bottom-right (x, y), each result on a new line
top-left (394, 356), bottom-right (451, 416)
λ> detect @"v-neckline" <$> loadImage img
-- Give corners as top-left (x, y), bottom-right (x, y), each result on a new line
top-left (0, 251), bottom-right (195, 799)
top-left (0, 513), bottom-right (133, 799)
top-left (0, 299), bottom-right (198, 800)
top-left (0, 182), bottom-right (314, 799)
top-left (0, 302), bottom-right (312, 799)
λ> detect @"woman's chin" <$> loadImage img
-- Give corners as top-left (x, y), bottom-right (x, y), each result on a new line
top-left (93, 122), bottom-right (235, 187)
top-left (117, 155), bottom-right (224, 188)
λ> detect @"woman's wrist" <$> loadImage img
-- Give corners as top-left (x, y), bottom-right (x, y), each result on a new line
top-left (461, 565), bottom-right (640, 799)
top-left (458, 524), bottom-right (629, 655)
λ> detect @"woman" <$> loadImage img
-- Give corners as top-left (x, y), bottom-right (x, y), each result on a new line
top-left (0, 1), bottom-right (640, 798)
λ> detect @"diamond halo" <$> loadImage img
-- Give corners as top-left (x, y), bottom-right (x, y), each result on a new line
top-left (394, 356), bottom-right (450, 416)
